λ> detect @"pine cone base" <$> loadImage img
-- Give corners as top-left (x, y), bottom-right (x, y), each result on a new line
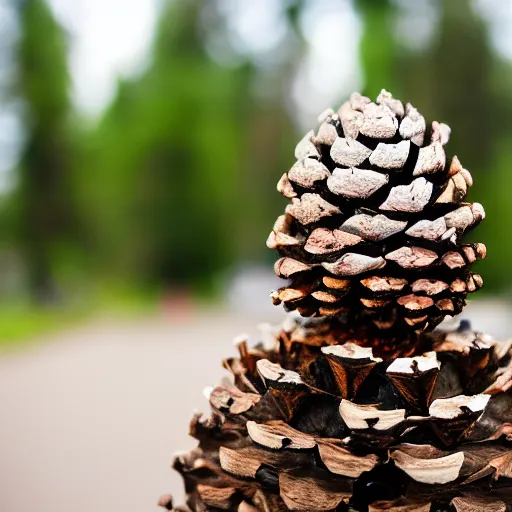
top-left (164, 317), bottom-right (512, 512)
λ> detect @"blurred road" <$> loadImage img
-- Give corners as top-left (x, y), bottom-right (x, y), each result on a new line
top-left (0, 302), bottom-right (510, 512)
top-left (0, 309), bottom-right (284, 512)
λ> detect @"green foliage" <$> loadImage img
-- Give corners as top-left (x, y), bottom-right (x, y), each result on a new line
top-left (355, 0), bottom-right (399, 97)
top-left (81, 1), bottom-right (249, 289)
top-left (14, 0), bottom-right (81, 300)
top-left (79, 0), bottom-right (297, 291)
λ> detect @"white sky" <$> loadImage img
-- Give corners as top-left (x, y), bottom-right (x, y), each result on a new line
top-left (474, 0), bottom-right (512, 60)
top-left (293, 0), bottom-right (362, 127)
top-left (46, 0), bottom-right (361, 123)
top-left (47, 0), bottom-right (159, 116)
top-left (44, 0), bottom-right (512, 119)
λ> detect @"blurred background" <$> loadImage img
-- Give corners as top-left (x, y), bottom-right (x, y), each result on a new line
top-left (1, 0), bottom-right (512, 511)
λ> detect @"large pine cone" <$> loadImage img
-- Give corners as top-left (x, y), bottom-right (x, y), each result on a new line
top-left (164, 90), bottom-right (503, 512)
top-left (268, 90), bottom-right (485, 333)
top-left (165, 318), bottom-right (512, 511)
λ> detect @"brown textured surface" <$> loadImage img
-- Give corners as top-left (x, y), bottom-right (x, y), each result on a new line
top-left (269, 90), bottom-right (485, 334)
top-left (168, 90), bottom-right (503, 511)
top-left (168, 316), bottom-right (512, 511)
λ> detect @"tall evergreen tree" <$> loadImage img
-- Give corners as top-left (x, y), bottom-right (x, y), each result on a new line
top-left (15, 0), bottom-right (78, 301)
top-left (85, 0), bottom-right (299, 291)
top-left (85, 0), bottom-right (251, 289)
top-left (355, 0), bottom-right (399, 97)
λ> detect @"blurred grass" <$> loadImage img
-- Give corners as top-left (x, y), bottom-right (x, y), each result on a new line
top-left (0, 303), bottom-right (86, 349)
top-left (0, 284), bottom-right (160, 350)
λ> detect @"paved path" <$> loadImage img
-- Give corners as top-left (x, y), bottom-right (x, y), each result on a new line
top-left (0, 309), bottom-right (284, 512)
top-left (0, 302), bottom-right (509, 512)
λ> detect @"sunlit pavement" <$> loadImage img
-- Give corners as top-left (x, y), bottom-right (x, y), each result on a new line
top-left (0, 302), bottom-right (509, 512)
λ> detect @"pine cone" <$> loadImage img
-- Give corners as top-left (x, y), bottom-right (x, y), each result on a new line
top-left (268, 91), bottom-right (485, 333)
top-left (165, 91), bottom-right (510, 512)
top-left (168, 318), bottom-right (512, 511)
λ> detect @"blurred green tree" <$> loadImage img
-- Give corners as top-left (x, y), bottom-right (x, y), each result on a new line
top-left (355, 0), bottom-right (399, 97)
top-left (14, 0), bottom-right (79, 301)
top-left (83, 0), bottom-right (252, 291)
top-left (83, 0), bottom-right (299, 293)
top-left (395, 0), bottom-right (507, 291)
top-left (4, 0), bottom-right (510, 308)
top-left (399, 0), bottom-right (494, 170)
